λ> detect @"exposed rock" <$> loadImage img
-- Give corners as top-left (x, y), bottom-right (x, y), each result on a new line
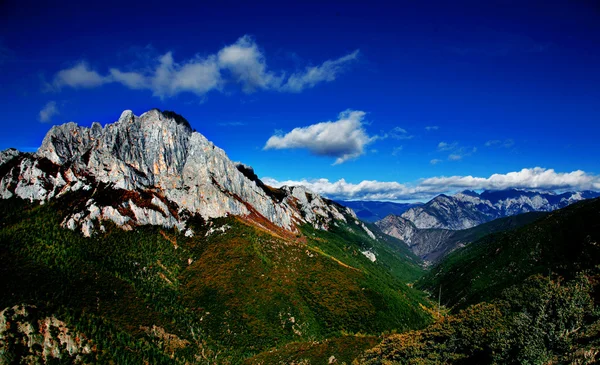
top-left (0, 109), bottom-right (357, 236)
top-left (0, 305), bottom-right (93, 363)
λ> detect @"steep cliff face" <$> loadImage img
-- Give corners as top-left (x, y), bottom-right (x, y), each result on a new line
top-left (0, 109), bottom-right (359, 237)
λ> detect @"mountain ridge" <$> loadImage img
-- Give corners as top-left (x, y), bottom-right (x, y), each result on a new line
top-left (399, 188), bottom-right (600, 230)
top-left (0, 109), bottom-right (368, 238)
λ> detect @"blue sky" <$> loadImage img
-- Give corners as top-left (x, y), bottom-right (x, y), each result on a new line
top-left (1, 0), bottom-right (599, 201)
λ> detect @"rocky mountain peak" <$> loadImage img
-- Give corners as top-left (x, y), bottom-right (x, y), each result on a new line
top-left (1, 109), bottom-right (364, 238)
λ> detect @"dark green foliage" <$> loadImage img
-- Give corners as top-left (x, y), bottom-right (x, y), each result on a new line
top-left (0, 197), bottom-right (431, 364)
top-left (417, 198), bottom-right (600, 309)
top-left (245, 335), bottom-right (380, 365)
top-left (357, 273), bottom-right (598, 365)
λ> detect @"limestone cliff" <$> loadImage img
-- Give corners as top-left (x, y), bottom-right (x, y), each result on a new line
top-left (0, 109), bottom-right (359, 237)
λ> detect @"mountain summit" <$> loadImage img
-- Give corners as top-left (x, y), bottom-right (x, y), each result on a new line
top-left (0, 109), bottom-right (363, 236)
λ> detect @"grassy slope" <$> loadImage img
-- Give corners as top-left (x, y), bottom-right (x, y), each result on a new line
top-left (244, 335), bottom-right (380, 365)
top-left (0, 197), bottom-right (431, 364)
top-left (417, 198), bottom-right (600, 310)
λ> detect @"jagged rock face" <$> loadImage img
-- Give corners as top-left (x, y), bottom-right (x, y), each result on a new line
top-left (376, 215), bottom-right (419, 244)
top-left (0, 109), bottom-right (359, 237)
top-left (375, 215), bottom-right (454, 259)
top-left (400, 189), bottom-right (600, 230)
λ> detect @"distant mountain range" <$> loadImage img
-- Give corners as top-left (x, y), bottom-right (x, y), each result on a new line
top-left (400, 189), bottom-right (600, 230)
top-left (375, 211), bottom-right (546, 263)
top-left (335, 200), bottom-right (422, 222)
top-left (417, 197), bottom-right (600, 309)
top-left (372, 189), bottom-right (600, 262)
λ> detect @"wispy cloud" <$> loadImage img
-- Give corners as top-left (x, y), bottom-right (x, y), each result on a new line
top-left (437, 141), bottom-right (476, 161)
top-left (280, 50), bottom-right (360, 92)
top-left (485, 139), bottom-right (515, 148)
top-left (39, 101), bottom-right (59, 123)
top-left (392, 146), bottom-right (403, 156)
top-left (389, 127), bottom-right (413, 140)
top-left (430, 159), bottom-right (442, 165)
top-left (52, 62), bottom-right (108, 89)
top-left (425, 125), bottom-right (439, 131)
top-left (49, 35), bottom-right (359, 98)
top-left (264, 110), bottom-right (376, 165)
top-left (437, 141), bottom-right (458, 151)
top-left (264, 167), bottom-right (600, 201)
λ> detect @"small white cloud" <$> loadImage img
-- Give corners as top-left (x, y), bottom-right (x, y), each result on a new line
top-left (217, 35), bottom-right (282, 92)
top-left (53, 62), bottom-right (108, 89)
top-left (437, 141), bottom-right (458, 151)
top-left (279, 50), bottom-right (360, 92)
top-left (389, 127), bottom-right (413, 140)
top-left (39, 101), bottom-right (59, 123)
top-left (430, 159), bottom-right (442, 165)
top-left (437, 142), bottom-right (475, 161)
top-left (264, 110), bottom-right (376, 164)
top-left (425, 126), bottom-right (439, 131)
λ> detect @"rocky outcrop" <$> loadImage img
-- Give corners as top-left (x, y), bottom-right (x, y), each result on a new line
top-left (0, 305), bottom-right (93, 364)
top-left (0, 109), bottom-right (361, 237)
top-left (400, 189), bottom-right (600, 230)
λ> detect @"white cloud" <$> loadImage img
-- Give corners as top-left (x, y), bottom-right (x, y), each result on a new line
top-left (39, 101), bottom-right (59, 123)
top-left (485, 139), bottom-right (515, 148)
top-left (389, 127), bottom-right (413, 140)
top-left (217, 35), bottom-right (281, 92)
top-left (430, 159), bottom-right (442, 165)
top-left (421, 168), bottom-right (600, 191)
top-left (109, 68), bottom-right (148, 89)
top-left (437, 141), bottom-right (458, 151)
top-left (425, 126), bottom-right (439, 131)
top-left (264, 110), bottom-right (376, 164)
top-left (437, 141), bottom-right (476, 161)
top-left (53, 62), bottom-right (108, 89)
top-left (150, 52), bottom-right (222, 98)
top-left (49, 36), bottom-right (359, 98)
top-left (263, 167), bottom-right (600, 202)
top-left (280, 50), bottom-right (360, 92)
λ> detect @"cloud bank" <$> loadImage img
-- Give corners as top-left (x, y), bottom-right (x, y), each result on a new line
top-left (263, 110), bottom-right (376, 164)
top-left (263, 167), bottom-right (600, 201)
top-left (50, 35), bottom-right (359, 98)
